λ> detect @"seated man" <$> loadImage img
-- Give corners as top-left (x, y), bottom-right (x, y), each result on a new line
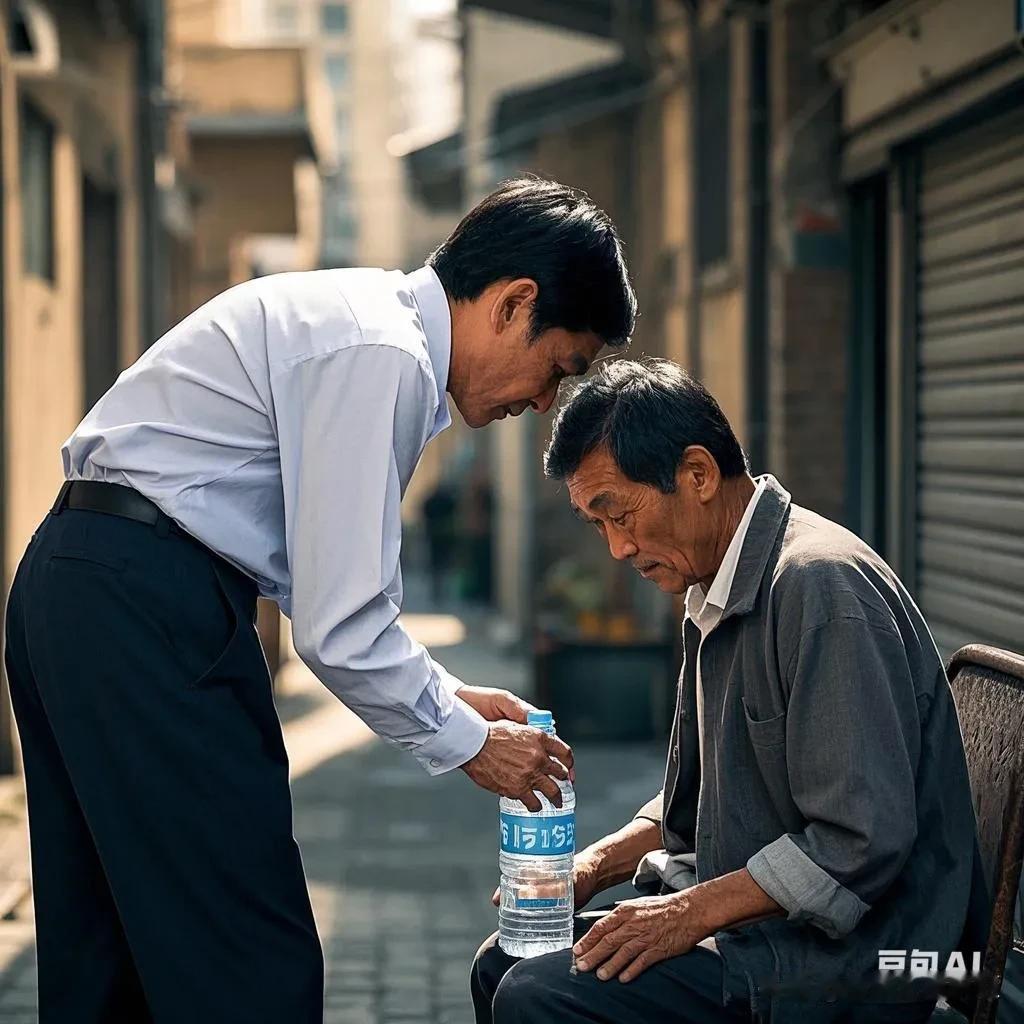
top-left (471, 359), bottom-right (988, 1024)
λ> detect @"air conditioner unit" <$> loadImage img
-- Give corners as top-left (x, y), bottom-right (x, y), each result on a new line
top-left (9, 0), bottom-right (60, 77)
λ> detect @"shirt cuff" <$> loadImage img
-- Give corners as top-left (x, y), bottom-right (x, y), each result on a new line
top-left (412, 693), bottom-right (488, 777)
top-left (747, 835), bottom-right (870, 939)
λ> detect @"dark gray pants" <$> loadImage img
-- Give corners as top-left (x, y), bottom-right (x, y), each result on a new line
top-left (5, 507), bottom-right (324, 1022)
top-left (471, 910), bottom-right (752, 1024)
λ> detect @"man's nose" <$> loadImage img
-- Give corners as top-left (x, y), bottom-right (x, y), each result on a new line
top-left (607, 528), bottom-right (637, 561)
top-left (529, 384), bottom-right (558, 414)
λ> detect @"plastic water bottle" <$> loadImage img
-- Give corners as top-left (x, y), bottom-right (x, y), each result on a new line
top-left (497, 710), bottom-right (575, 958)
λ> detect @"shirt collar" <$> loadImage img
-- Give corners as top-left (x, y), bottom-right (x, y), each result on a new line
top-left (685, 476), bottom-right (767, 626)
top-left (406, 264), bottom-right (452, 438)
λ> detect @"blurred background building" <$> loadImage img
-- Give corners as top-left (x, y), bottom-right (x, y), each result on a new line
top-left (0, 0), bottom-right (1021, 758)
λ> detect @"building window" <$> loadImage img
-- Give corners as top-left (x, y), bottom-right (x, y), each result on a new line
top-left (325, 54), bottom-right (349, 90)
top-left (322, 3), bottom-right (348, 34)
top-left (696, 23), bottom-right (731, 269)
top-left (20, 99), bottom-right (55, 281)
top-left (268, 1), bottom-right (298, 37)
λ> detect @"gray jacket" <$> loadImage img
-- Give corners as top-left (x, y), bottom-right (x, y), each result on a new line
top-left (635, 475), bottom-right (988, 1022)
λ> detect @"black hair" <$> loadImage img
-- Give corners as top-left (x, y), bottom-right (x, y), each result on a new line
top-left (544, 358), bottom-right (749, 490)
top-left (427, 176), bottom-right (636, 347)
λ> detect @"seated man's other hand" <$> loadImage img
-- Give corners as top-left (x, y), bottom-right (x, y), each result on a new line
top-left (490, 850), bottom-right (605, 910)
top-left (573, 891), bottom-right (706, 984)
top-left (457, 685), bottom-right (535, 725)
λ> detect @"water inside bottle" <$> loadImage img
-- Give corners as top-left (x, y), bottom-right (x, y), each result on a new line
top-left (497, 711), bottom-right (575, 958)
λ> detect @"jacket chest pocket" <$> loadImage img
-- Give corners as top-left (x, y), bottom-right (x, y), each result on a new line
top-left (743, 701), bottom-right (787, 748)
top-left (729, 702), bottom-right (795, 839)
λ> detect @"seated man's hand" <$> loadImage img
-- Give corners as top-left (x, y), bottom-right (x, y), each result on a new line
top-left (573, 891), bottom-right (707, 984)
top-left (456, 685), bottom-right (536, 725)
top-left (490, 850), bottom-right (605, 910)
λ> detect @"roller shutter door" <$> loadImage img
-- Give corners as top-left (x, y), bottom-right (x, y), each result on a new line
top-left (915, 107), bottom-right (1024, 658)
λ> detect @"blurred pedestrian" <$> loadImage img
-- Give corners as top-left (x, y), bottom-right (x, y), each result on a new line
top-left (462, 471), bottom-right (494, 603)
top-left (4, 177), bottom-right (635, 1022)
top-left (422, 481), bottom-right (457, 602)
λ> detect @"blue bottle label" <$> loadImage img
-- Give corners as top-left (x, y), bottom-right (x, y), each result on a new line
top-left (500, 810), bottom-right (575, 856)
top-left (515, 897), bottom-right (561, 909)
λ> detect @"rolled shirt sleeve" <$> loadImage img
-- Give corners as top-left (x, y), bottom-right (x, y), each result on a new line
top-left (746, 617), bottom-right (920, 939)
top-left (634, 791), bottom-right (664, 825)
top-left (275, 343), bottom-right (488, 775)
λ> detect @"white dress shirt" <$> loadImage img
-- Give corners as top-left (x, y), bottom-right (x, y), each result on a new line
top-left (62, 265), bottom-right (489, 775)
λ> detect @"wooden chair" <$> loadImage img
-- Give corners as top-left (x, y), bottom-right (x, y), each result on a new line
top-left (937, 645), bottom-right (1024, 1024)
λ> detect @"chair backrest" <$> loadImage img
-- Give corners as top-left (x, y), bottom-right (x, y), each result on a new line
top-left (947, 644), bottom-right (1024, 1024)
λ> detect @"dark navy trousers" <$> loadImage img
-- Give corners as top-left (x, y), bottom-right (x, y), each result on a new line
top-left (4, 506), bottom-right (324, 1022)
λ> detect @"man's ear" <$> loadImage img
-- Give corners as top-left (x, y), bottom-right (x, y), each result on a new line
top-left (492, 278), bottom-right (538, 334)
top-left (678, 446), bottom-right (721, 503)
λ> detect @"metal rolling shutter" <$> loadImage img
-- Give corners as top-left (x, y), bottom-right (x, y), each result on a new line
top-left (916, 107), bottom-right (1024, 658)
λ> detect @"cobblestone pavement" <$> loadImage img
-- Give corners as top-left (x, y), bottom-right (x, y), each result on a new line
top-left (0, 598), bottom-right (666, 1023)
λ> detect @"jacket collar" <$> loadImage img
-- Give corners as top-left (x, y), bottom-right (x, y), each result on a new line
top-left (719, 474), bottom-right (792, 623)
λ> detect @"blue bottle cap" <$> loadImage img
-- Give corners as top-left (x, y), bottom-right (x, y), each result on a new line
top-left (527, 710), bottom-right (554, 728)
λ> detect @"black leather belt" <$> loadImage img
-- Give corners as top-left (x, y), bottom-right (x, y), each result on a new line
top-left (51, 480), bottom-right (184, 536)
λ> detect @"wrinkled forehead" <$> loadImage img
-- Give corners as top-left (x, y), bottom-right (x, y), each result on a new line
top-left (565, 446), bottom-right (630, 510)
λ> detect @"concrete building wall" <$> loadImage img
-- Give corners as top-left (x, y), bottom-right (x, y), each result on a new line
top-left (172, 36), bottom-right (323, 308)
top-left (2, 2), bottom-right (147, 579)
top-left (168, 0), bottom-right (223, 46)
top-left (657, 0), bottom-right (692, 368)
top-left (775, 267), bottom-right (848, 519)
top-left (187, 136), bottom-right (307, 307)
top-left (691, 12), bottom-right (752, 451)
top-left (767, 0), bottom-right (848, 522)
top-left (171, 0), bottom-right (335, 276)
top-left (700, 287), bottom-right (746, 435)
top-left (4, 128), bottom-right (83, 577)
top-left (648, 3), bottom-right (753, 451)
top-left (178, 45), bottom-right (307, 114)
top-left (652, 1), bottom-right (848, 519)
top-left (0, 0), bottom-right (161, 769)
top-left (832, 0), bottom-right (1017, 133)
top-left (349, 0), bottom-right (405, 270)
top-left (462, 8), bottom-right (619, 200)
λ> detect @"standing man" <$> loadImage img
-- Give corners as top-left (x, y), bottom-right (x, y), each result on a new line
top-left (5, 178), bottom-right (636, 1023)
